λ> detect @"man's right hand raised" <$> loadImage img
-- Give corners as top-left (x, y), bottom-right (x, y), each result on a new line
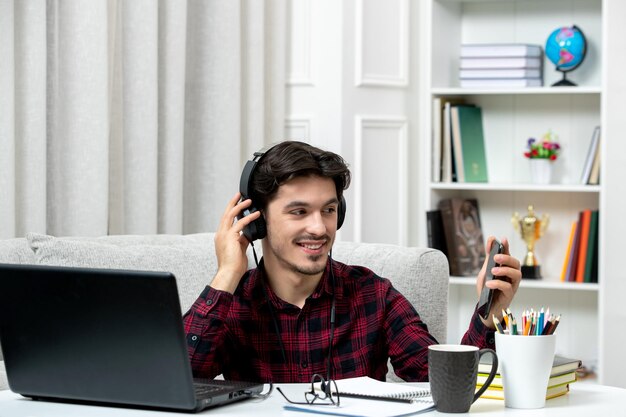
top-left (210, 193), bottom-right (261, 294)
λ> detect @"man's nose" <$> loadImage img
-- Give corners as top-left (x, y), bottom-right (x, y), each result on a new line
top-left (306, 212), bottom-right (327, 236)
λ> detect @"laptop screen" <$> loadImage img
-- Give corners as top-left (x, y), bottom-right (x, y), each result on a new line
top-left (0, 264), bottom-right (198, 410)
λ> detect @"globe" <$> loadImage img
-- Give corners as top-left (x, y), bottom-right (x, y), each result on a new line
top-left (545, 25), bottom-right (587, 86)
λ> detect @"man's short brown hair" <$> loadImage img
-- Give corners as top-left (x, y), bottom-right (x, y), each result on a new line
top-left (251, 141), bottom-right (351, 211)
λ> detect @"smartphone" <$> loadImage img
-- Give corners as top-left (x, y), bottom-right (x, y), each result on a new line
top-left (478, 239), bottom-right (504, 320)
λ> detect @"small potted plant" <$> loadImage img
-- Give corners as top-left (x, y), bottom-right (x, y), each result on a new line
top-left (524, 130), bottom-right (561, 184)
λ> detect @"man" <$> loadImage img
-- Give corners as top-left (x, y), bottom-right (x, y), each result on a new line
top-left (183, 141), bottom-right (521, 383)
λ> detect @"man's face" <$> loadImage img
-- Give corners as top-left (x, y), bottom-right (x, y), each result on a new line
top-left (263, 175), bottom-right (340, 277)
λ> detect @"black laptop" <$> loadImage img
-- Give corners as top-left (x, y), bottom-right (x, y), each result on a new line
top-left (0, 263), bottom-right (264, 412)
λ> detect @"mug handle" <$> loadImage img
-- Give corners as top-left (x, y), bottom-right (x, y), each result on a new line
top-left (473, 348), bottom-right (498, 403)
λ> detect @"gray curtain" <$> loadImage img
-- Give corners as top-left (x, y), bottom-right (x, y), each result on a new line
top-left (0, 0), bottom-right (286, 238)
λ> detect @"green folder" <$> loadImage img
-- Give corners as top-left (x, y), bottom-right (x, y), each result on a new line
top-left (457, 106), bottom-right (488, 183)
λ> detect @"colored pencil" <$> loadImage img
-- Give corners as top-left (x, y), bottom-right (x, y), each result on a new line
top-left (493, 315), bottom-right (504, 334)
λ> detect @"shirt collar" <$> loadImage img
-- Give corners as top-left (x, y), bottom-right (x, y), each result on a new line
top-left (247, 257), bottom-right (343, 309)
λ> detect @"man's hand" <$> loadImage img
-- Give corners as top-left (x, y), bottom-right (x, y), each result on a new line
top-left (210, 193), bottom-right (261, 294)
top-left (476, 236), bottom-right (522, 328)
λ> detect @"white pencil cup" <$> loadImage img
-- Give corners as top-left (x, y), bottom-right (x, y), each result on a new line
top-left (495, 333), bottom-right (556, 409)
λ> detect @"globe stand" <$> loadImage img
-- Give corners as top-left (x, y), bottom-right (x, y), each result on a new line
top-left (552, 70), bottom-right (577, 87)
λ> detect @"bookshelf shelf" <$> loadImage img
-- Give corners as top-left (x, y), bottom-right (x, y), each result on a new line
top-left (430, 183), bottom-right (601, 193)
top-left (449, 277), bottom-right (599, 292)
top-left (431, 87), bottom-right (602, 96)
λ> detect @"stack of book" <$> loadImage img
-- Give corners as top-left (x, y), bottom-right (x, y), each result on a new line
top-left (460, 43), bottom-right (543, 88)
top-left (476, 355), bottom-right (582, 400)
top-left (431, 98), bottom-right (488, 183)
top-left (561, 209), bottom-right (599, 283)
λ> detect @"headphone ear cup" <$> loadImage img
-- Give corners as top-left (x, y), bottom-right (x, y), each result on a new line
top-left (337, 195), bottom-right (347, 230)
top-left (252, 214), bottom-right (267, 241)
top-left (240, 208), bottom-right (267, 242)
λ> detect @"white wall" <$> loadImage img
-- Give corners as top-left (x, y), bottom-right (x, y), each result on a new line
top-left (599, 0), bottom-right (626, 388)
top-left (286, 0), bottom-right (422, 246)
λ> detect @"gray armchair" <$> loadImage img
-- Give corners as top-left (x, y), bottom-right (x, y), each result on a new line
top-left (0, 233), bottom-right (449, 389)
top-left (332, 241), bottom-right (449, 381)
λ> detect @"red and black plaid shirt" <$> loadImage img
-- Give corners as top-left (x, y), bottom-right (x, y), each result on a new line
top-left (183, 259), bottom-right (494, 383)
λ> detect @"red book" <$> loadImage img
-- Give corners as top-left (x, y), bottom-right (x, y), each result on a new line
top-left (575, 210), bottom-right (592, 283)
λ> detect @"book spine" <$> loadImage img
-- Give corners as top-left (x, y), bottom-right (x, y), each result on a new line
top-left (450, 106), bottom-right (465, 182)
top-left (432, 97), bottom-right (442, 183)
top-left (560, 221), bottom-right (577, 282)
top-left (588, 136), bottom-right (602, 185)
top-left (442, 102), bottom-right (453, 183)
top-left (590, 211), bottom-right (599, 283)
top-left (438, 199), bottom-right (459, 276)
top-left (584, 210), bottom-right (599, 283)
top-left (575, 210), bottom-right (592, 283)
top-left (460, 44), bottom-right (542, 58)
top-left (426, 210), bottom-right (448, 257)
top-left (566, 218), bottom-right (582, 282)
top-left (476, 371), bottom-right (576, 388)
top-left (580, 126), bottom-right (601, 184)
top-left (460, 57), bottom-right (542, 69)
top-left (476, 385), bottom-right (570, 401)
top-left (459, 68), bottom-right (541, 79)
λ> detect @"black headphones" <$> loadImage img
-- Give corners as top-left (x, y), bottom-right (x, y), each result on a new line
top-left (238, 144), bottom-right (347, 242)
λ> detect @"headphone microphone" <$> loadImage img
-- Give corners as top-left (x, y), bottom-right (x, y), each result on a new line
top-left (238, 144), bottom-right (347, 242)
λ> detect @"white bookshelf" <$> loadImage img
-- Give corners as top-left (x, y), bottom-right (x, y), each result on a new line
top-left (419, 0), bottom-right (607, 381)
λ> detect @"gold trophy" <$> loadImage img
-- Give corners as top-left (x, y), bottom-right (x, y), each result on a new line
top-left (511, 205), bottom-right (550, 279)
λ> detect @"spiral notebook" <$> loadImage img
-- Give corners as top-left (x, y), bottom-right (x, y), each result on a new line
top-left (335, 377), bottom-right (432, 403)
top-left (285, 377), bottom-right (434, 417)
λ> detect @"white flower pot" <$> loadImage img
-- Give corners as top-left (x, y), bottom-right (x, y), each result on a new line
top-left (529, 159), bottom-right (553, 184)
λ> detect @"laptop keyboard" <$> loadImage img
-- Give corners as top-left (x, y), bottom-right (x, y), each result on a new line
top-left (192, 378), bottom-right (263, 403)
top-left (194, 382), bottom-right (232, 399)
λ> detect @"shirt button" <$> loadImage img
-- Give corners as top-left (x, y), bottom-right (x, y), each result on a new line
top-left (191, 335), bottom-right (198, 341)
top-left (205, 299), bottom-right (213, 306)
top-left (301, 361), bottom-right (308, 369)
top-left (488, 337), bottom-right (495, 345)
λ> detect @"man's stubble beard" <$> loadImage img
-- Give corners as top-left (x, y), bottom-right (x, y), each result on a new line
top-left (265, 231), bottom-right (330, 276)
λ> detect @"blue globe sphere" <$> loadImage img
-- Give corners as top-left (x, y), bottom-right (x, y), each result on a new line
top-left (545, 26), bottom-right (587, 72)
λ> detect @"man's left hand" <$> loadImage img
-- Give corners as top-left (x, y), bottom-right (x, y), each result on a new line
top-left (476, 236), bottom-right (522, 328)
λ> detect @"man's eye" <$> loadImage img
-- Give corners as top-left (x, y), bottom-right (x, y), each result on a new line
top-left (324, 207), bottom-right (337, 214)
top-left (290, 209), bottom-right (305, 216)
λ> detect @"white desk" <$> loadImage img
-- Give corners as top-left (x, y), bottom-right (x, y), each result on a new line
top-left (1, 383), bottom-right (625, 416)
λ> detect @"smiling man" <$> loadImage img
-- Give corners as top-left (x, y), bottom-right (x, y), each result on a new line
top-left (261, 176), bottom-right (338, 306)
top-left (183, 141), bottom-right (521, 383)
